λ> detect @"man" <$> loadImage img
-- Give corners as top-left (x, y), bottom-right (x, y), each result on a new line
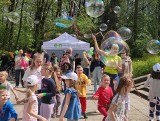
top-left (14, 49), bottom-right (25, 87)
top-left (67, 47), bottom-right (75, 71)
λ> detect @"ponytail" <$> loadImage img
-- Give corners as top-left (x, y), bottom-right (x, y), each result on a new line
top-left (26, 87), bottom-right (32, 98)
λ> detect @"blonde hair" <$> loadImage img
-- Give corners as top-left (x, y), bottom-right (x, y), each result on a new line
top-left (26, 85), bottom-right (37, 98)
top-left (30, 53), bottom-right (43, 70)
top-left (111, 44), bottom-right (119, 50)
top-left (101, 74), bottom-right (110, 81)
top-left (0, 71), bottom-right (8, 79)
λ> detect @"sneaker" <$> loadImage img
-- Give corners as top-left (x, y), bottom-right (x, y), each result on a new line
top-left (83, 113), bottom-right (88, 119)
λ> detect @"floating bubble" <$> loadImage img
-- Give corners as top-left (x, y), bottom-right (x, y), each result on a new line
top-left (7, 12), bottom-right (19, 23)
top-left (107, 20), bottom-right (110, 23)
top-left (114, 6), bottom-right (121, 14)
top-left (85, 0), bottom-right (105, 18)
top-left (117, 27), bottom-right (132, 41)
top-left (55, 16), bottom-right (74, 28)
top-left (99, 23), bottom-right (108, 31)
top-left (100, 37), bottom-right (129, 66)
top-left (103, 30), bottom-right (122, 41)
top-left (146, 40), bottom-right (160, 55)
top-left (84, 34), bottom-right (92, 39)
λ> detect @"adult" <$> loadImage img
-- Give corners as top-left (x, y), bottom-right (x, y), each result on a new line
top-left (43, 50), bottom-right (50, 63)
top-left (81, 51), bottom-right (91, 78)
top-left (14, 49), bottom-right (25, 88)
top-left (74, 53), bottom-right (82, 69)
top-left (50, 52), bottom-right (58, 66)
top-left (0, 52), bottom-right (9, 70)
top-left (92, 35), bottom-right (122, 91)
top-left (119, 49), bottom-right (133, 78)
top-left (66, 47), bottom-right (75, 71)
top-left (90, 51), bottom-right (104, 91)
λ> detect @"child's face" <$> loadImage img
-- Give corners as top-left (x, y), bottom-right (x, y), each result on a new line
top-left (101, 77), bottom-right (110, 86)
top-left (34, 58), bottom-right (43, 67)
top-left (65, 79), bottom-right (73, 87)
top-left (0, 74), bottom-right (6, 82)
top-left (76, 68), bottom-right (83, 75)
top-left (41, 67), bottom-right (48, 76)
top-left (0, 90), bottom-right (9, 104)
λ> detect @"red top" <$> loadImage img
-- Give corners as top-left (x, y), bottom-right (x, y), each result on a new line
top-left (93, 86), bottom-right (113, 107)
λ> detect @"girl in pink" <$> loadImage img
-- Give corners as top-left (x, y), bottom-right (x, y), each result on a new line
top-left (17, 75), bottom-right (47, 121)
top-left (92, 74), bottom-right (113, 121)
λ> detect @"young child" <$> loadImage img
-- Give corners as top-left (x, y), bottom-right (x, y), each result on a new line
top-left (59, 72), bottom-right (81, 121)
top-left (52, 66), bottom-right (62, 118)
top-left (75, 65), bottom-right (91, 119)
top-left (105, 76), bottom-right (133, 121)
top-left (17, 75), bottom-right (47, 121)
top-left (0, 84), bottom-right (17, 121)
top-left (92, 74), bottom-right (113, 121)
top-left (144, 63), bottom-right (160, 121)
top-left (0, 71), bottom-right (19, 101)
top-left (36, 63), bottom-right (56, 121)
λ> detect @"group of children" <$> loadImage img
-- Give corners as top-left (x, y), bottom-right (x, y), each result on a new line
top-left (0, 50), bottom-right (160, 121)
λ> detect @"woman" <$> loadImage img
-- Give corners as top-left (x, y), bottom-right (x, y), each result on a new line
top-left (92, 35), bottom-right (122, 92)
top-left (50, 52), bottom-right (58, 66)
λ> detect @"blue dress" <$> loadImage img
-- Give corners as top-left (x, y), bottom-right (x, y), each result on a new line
top-left (61, 88), bottom-right (81, 120)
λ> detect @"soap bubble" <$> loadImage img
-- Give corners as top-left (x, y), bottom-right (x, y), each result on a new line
top-left (146, 40), bottom-right (160, 54)
top-left (99, 23), bottom-right (108, 31)
top-left (84, 34), bottom-right (92, 39)
top-left (117, 27), bottom-right (132, 41)
top-left (55, 16), bottom-right (74, 28)
top-left (103, 30), bottom-right (122, 41)
top-left (7, 12), bottom-right (20, 23)
top-left (85, 0), bottom-right (105, 18)
top-left (114, 6), bottom-right (121, 14)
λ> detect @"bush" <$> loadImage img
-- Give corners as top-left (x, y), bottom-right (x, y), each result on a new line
top-left (132, 54), bottom-right (160, 77)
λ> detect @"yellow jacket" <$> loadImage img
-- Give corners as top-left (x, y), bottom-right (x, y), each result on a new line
top-left (75, 73), bottom-right (91, 97)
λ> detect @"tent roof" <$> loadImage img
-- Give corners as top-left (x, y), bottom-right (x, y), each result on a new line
top-left (42, 32), bottom-right (90, 50)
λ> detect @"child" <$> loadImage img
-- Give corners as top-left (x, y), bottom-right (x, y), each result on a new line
top-left (0, 84), bottom-right (17, 121)
top-left (59, 72), bottom-right (81, 121)
top-left (17, 75), bottom-right (47, 121)
top-left (92, 74), bottom-right (113, 121)
top-left (36, 63), bottom-right (56, 121)
top-left (144, 63), bottom-right (160, 121)
top-left (0, 71), bottom-right (19, 101)
top-left (105, 76), bottom-right (133, 121)
top-left (75, 65), bottom-right (91, 119)
top-left (52, 66), bottom-right (62, 118)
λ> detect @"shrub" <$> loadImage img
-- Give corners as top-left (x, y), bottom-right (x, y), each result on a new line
top-left (132, 54), bottom-right (160, 77)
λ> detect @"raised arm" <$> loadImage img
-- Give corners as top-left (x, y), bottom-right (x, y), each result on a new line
top-left (92, 34), bottom-right (108, 56)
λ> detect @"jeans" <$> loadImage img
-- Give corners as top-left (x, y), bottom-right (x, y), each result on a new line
top-left (93, 67), bottom-right (102, 91)
top-left (15, 69), bottom-right (25, 87)
top-left (83, 68), bottom-right (90, 77)
top-left (67, 119), bottom-right (78, 121)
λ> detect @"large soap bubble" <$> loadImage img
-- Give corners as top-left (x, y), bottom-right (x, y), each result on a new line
top-left (117, 27), bottom-right (132, 41)
top-left (7, 12), bottom-right (20, 23)
top-left (146, 40), bottom-right (160, 54)
top-left (100, 37), bottom-right (129, 66)
top-left (85, 0), bottom-right (105, 18)
top-left (99, 23), bottom-right (108, 32)
top-left (55, 16), bottom-right (74, 28)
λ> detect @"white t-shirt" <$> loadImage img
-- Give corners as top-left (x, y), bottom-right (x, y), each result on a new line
top-left (2, 82), bottom-right (13, 97)
top-left (22, 66), bottom-right (43, 89)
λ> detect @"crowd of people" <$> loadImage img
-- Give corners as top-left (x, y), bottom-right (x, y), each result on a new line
top-left (0, 36), bottom-right (160, 121)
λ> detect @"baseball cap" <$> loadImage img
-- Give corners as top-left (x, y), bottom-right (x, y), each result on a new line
top-left (26, 75), bottom-right (38, 86)
top-left (61, 72), bottom-right (78, 81)
top-left (153, 63), bottom-right (160, 72)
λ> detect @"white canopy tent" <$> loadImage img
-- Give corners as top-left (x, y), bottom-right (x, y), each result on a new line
top-left (41, 32), bottom-right (90, 59)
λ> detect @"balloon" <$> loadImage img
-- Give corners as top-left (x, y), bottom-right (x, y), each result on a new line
top-left (88, 47), bottom-right (94, 58)
top-left (99, 23), bottom-right (108, 32)
top-left (14, 50), bottom-right (19, 55)
top-left (55, 16), bottom-right (74, 28)
top-left (117, 27), bottom-right (132, 41)
top-left (85, 0), bottom-right (105, 18)
top-left (146, 40), bottom-right (160, 55)
top-left (103, 30), bottom-right (122, 41)
top-left (7, 12), bottom-right (19, 23)
top-left (114, 6), bottom-right (121, 14)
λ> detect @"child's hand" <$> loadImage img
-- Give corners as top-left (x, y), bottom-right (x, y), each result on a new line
top-left (113, 80), bottom-right (117, 91)
top-left (36, 93), bottom-right (44, 98)
top-left (92, 34), bottom-right (97, 42)
top-left (9, 118), bottom-right (15, 121)
top-left (59, 117), bottom-right (64, 121)
top-left (40, 116), bottom-right (47, 121)
top-left (15, 96), bottom-right (19, 101)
